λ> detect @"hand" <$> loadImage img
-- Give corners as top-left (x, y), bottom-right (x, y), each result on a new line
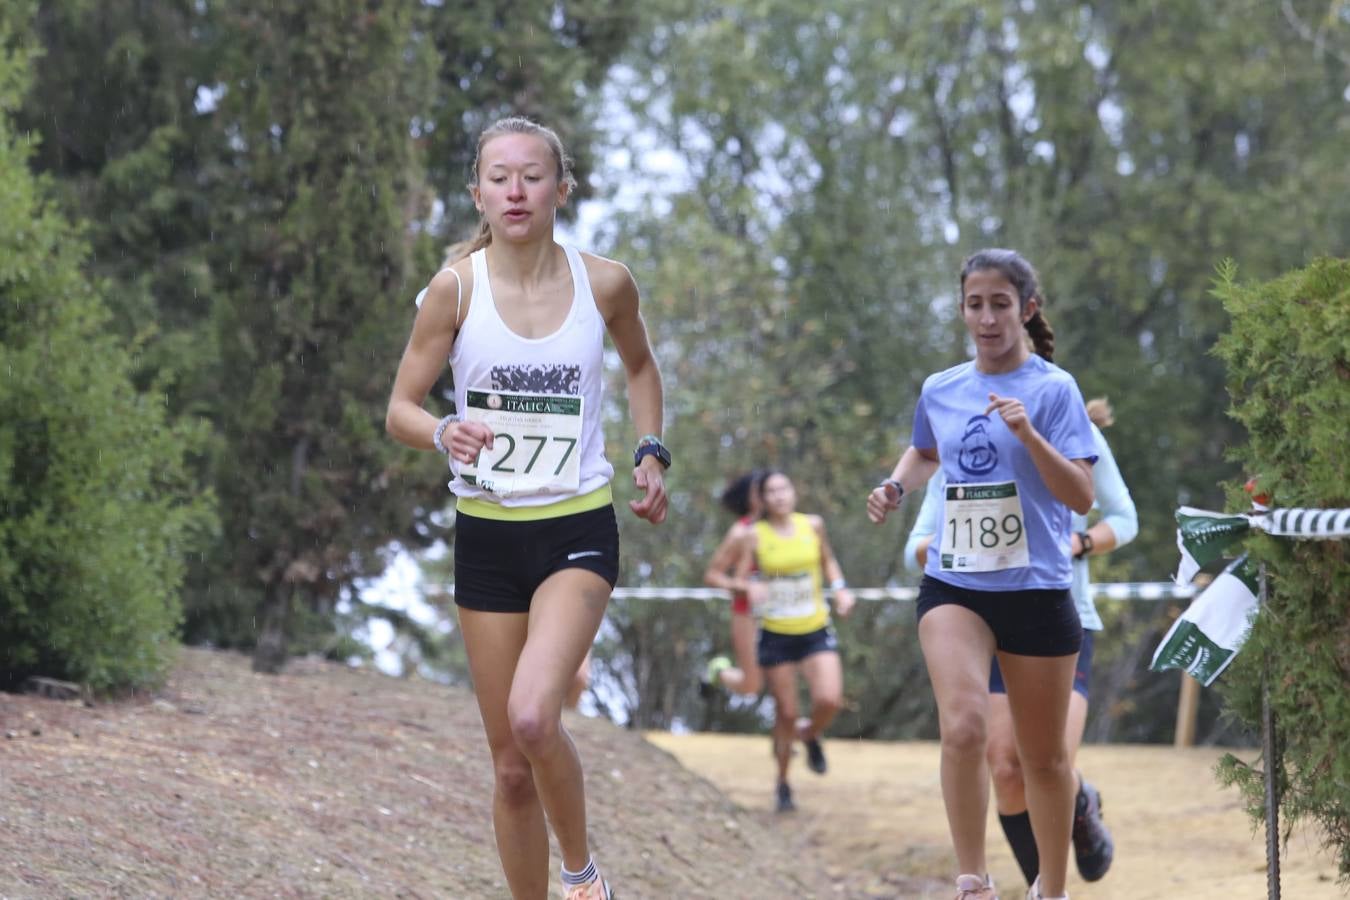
top-left (832, 587), bottom-right (856, 619)
top-left (448, 420), bottom-right (494, 466)
top-left (985, 393), bottom-right (1035, 441)
top-left (866, 480), bottom-right (902, 524)
top-left (746, 579), bottom-right (768, 611)
top-left (628, 456), bottom-right (668, 524)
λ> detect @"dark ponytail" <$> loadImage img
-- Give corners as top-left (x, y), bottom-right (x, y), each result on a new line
top-left (1025, 308), bottom-right (1055, 362)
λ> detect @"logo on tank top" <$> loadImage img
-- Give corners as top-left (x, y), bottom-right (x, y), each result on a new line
top-left (490, 364), bottom-right (581, 395)
top-left (957, 414), bottom-right (999, 476)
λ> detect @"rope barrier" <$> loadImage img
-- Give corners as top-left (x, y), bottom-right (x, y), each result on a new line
top-left (606, 582), bottom-right (1195, 603)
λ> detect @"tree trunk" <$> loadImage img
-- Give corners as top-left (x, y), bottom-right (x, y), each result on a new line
top-left (253, 583), bottom-right (291, 674)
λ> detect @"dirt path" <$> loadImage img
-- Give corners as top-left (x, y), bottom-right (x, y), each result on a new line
top-left (2, 648), bottom-right (1342, 898)
top-left (646, 731), bottom-right (1344, 897)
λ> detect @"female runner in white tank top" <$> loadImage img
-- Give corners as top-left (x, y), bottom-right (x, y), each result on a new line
top-left (386, 117), bottom-right (667, 900)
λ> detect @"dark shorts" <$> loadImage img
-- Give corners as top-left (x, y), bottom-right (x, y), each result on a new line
top-left (991, 628), bottom-right (1096, 698)
top-left (758, 626), bottom-right (838, 668)
top-left (453, 505), bottom-right (619, 614)
top-left (915, 575), bottom-right (1082, 657)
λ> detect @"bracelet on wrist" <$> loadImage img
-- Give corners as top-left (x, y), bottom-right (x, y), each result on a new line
top-left (828, 578), bottom-right (848, 591)
top-left (880, 478), bottom-right (904, 499)
top-left (432, 414), bottom-right (459, 455)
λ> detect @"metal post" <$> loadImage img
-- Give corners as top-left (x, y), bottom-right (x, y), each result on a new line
top-left (1260, 565), bottom-right (1281, 900)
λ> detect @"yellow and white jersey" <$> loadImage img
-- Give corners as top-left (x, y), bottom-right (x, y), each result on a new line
top-left (753, 513), bottom-right (829, 635)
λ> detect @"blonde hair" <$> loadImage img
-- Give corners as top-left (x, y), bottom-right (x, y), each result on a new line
top-left (444, 117), bottom-right (576, 264)
top-left (1086, 397), bottom-right (1115, 428)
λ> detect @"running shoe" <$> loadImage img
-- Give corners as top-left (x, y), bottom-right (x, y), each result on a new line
top-left (698, 655), bottom-right (732, 699)
top-left (1071, 777), bottom-right (1114, 881)
top-left (795, 716), bottom-right (827, 774)
top-left (803, 736), bottom-right (827, 774)
top-left (775, 781), bottom-right (796, 813)
top-left (564, 878), bottom-right (613, 900)
top-left (955, 872), bottom-right (998, 899)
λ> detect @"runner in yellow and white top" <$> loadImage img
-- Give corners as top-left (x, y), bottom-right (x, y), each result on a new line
top-left (386, 117), bottom-right (666, 900)
top-left (730, 470), bottom-right (854, 814)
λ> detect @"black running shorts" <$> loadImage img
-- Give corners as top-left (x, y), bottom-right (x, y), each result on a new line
top-left (915, 575), bottom-right (1082, 657)
top-left (990, 628), bottom-right (1095, 697)
top-left (757, 625), bottom-right (838, 668)
top-left (453, 504), bottom-right (619, 613)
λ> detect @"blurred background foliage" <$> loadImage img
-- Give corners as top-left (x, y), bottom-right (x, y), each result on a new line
top-left (2, 0), bottom-right (1347, 758)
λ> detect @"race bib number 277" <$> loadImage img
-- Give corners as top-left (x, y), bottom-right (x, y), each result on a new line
top-left (460, 388), bottom-right (583, 499)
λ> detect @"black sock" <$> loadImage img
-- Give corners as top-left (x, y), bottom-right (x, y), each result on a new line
top-left (998, 810), bottom-right (1039, 887)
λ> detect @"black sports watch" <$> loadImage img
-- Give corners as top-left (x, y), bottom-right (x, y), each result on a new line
top-left (633, 434), bottom-right (671, 469)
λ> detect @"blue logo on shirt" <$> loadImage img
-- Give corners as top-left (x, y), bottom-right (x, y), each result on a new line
top-left (958, 415), bottom-right (999, 476)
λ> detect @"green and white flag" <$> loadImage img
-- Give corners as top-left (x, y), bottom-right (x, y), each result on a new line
top-left (1174, 506), bottom-right (1251, 584)
top-left (1151, 554), bottom-right (1261, 686)
top-left (1174, 506), bottom-right (1350, 585)
top-left (1251, 507), bottom-right (1350, 539)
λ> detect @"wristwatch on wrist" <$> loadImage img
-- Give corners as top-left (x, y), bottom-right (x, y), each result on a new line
top-left (633, 434), bottom-right (671, 469)
top-left (880, 478), bottom-right (904, 499)
top-left (1074, 530), bottom-right (1094, 559)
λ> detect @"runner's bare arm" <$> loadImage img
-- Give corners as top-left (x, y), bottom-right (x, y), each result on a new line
top-left (704, 522), bottom-right (749, 590)
top-left (589, 253), bottom-right (667, 524)
top-left (986, 393), bottom-right (1093, 514)
top-left (386, 263), bottom-right (493, 461)
top-left (867, 446), bottom-right (939, 524)
top-left (731, 530), bottom-right (764, 607)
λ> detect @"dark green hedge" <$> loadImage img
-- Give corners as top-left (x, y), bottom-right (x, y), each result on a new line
top-left (1212, 256), bottom-right (1350, 881)
top-left (0, 16), bottom-right (213, 694)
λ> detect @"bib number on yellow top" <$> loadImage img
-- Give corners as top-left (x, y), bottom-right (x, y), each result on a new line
top-left (760, 572), bottom-right (817, 620)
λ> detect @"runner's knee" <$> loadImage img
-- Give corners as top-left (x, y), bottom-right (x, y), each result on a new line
top-left (940, 708), bottom-right (988, 757)
top-left (508, 705), bottom-right (562, 757)
top-left (1017, 746), bottom-right (1071, 783)
top-left (987, 743), bottom-right (1023, 795)
top-left (492, 757), bottom-right (536, 807)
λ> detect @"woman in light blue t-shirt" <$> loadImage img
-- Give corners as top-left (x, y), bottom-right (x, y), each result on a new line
top-left (903, 399), bottom-right (1137, 892)
top-left (866, 249), bottom-right (1096, 900)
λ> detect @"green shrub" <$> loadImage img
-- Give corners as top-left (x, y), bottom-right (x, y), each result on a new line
top-left (1212, 256), bottom-right (1350, 881)
top-left (0, 16), bottom-right (213, 694)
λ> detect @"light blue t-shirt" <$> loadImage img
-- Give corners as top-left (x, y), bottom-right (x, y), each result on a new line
top-left (904, 422), bottom-right (1137, 627)
top-left (911, 354), bottom-right (1098, 591)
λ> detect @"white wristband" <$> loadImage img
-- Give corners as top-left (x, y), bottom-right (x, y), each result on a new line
top-left (432, 414), bottom-right (459, 454)
top-left (829, 578), bottom-right (847, 591)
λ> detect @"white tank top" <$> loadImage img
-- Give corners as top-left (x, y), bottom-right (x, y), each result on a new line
top-left (444, 244), bottom-right (612, 507)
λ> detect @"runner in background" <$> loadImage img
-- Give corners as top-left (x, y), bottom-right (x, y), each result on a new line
top-left (730, 470), bottom-right (855, 813)
top-left (867, 248), bottom-right (1097, 900)
top-left (700, 469), bottom-right (768, 698)
top-left (386, 116), bottom-right (668, 900)
top-left (903, 397), bottom-right (1138, 889)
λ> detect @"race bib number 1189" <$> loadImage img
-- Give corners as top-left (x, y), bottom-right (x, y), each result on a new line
top-left (939, 481), bottom-right (1030, 573)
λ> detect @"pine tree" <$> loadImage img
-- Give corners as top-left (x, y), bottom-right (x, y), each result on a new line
top-left (0, 3), bottom-right (210, 693)
top-left (198, 1), bottom-right (439, 672)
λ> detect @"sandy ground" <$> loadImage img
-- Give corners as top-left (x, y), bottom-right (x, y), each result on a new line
top-left (2, 648), bottom-right (1343, 899)
top-left (646, 731), bottom-right (1345, 898)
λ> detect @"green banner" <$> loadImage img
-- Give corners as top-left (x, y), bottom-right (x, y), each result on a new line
top-left (1151, 554), bottom-right (1260, 686)
top-left (1174, 506), bottom-right (1251, 584)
